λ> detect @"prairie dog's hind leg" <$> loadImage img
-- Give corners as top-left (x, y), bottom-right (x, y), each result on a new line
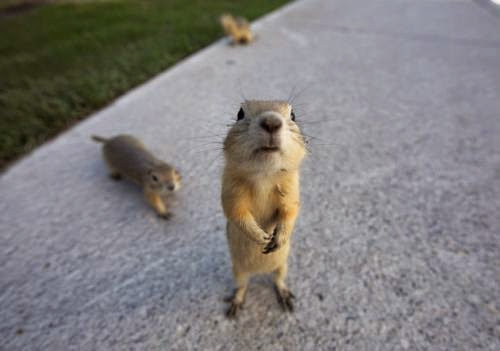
top-left (274, 263), bottom-right (295, 312)
top-left (104, 161), bottom-right (121, 180)
top-left (225, 270), bottom-right (249, 318)
top-left (106, 165), bottom-right (121, 180)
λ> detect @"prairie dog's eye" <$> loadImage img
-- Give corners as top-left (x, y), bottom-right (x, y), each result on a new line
top-left (151, 174), bottom-right (159, 182)
top-left (291, 110), bottom-right (296, 122)
top-left (237, 107), bottom-right (245, 121)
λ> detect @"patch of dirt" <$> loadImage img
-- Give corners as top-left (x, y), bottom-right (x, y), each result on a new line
top-left (0, 1), bottom-right (50, 18)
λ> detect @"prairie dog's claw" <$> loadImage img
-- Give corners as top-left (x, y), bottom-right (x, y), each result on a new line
top-left (262, 239), bottom-right (278, 254)
top-left (275, 287), bottom-right (295, 312)
top-left (226, 302), bottom-right (242, 318)
top-left (256, 232), bottom-right (272, 245)
top-left (159, 212), bottom-right (172, 220)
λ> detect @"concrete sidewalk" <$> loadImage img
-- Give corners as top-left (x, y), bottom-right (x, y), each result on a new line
top-left (1, 0), bottom-right (499, 350)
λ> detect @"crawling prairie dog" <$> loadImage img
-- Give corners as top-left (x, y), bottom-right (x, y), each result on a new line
top-left (221, 100), bottom-right (306, 317)
top-left (92, 135), bottom-right (181, 219)
top-left (219, 14), bottom-right (253, 45)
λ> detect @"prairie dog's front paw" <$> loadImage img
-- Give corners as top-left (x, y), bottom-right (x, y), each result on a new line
top-left (262, 239), bottom-right (278, 254)
top-left (255, 231), bottom-right (272, 245)
top-left (262, 227), bottom-right (284, 254)
top-left (158, 212), bottom-right (172, 220)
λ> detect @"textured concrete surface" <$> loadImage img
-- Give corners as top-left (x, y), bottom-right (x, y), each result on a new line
top-left (1, 0), bottom-right (500, 350)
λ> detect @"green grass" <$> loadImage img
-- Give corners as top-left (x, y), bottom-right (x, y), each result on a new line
top-left (0, 0), bottom-right (290, 169)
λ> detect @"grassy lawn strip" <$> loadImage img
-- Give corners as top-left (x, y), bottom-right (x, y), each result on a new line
top-left (0, 0), bottom-right (290, 169)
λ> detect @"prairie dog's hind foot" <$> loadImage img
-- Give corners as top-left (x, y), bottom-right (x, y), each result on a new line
top-left (224, 273), bottom-right (248, 319)
top-left (274, 285), bottom-right (295, 312)
top-left (226, 300), bottom-right (243, 319)
top-left (109, 172), bottom-right (122, 180)
top-left (224, 289), bottom-right (245, 319)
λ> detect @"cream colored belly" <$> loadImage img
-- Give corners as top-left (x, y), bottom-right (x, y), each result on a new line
top-left (226, 221), bottom-right (290, 274)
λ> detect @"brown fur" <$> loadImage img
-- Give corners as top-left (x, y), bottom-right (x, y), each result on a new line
top-left (219, 14), bottom-right (253, 45)
top-left (221, 100), bottom-right (306, 317)
top-left (92, 134), bottom-right (181, 218)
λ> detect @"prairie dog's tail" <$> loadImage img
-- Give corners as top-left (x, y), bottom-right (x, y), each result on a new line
top-left (220, 14), bottom-right (249, 32)
top-left (220, 14), bottom-right (252, 44)
top-left (220, 14), bottom-right (238, 35)
top-left (91, 135), bottom-right (109, 143)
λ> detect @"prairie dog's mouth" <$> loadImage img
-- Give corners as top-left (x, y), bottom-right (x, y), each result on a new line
top-left (257, 146), bottom-right (280, 153)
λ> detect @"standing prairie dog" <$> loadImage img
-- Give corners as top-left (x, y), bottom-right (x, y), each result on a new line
top-left (221, 100), bottom-right (306, 317)
top-left (219, 14), bottom-right (253, 45)
top-left (92, 135), bottom-right (181, 219)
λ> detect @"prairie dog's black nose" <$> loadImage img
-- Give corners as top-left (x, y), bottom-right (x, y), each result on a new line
top-left (260, 117), bottom-right (282, 134)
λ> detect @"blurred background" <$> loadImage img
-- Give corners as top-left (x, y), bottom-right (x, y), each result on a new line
top-left (0, 0), bottom-right (289, 170)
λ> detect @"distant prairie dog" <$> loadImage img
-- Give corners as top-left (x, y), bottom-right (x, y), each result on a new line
top-left (219, 14), bottom-right (253, 45)
top-left (92, 135), bottom-right (181, 219)
top-left (221, 100), bottom-right (306, 317)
